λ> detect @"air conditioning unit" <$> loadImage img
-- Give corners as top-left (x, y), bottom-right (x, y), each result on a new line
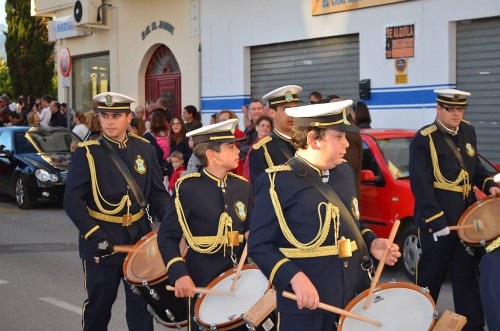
top-left (73, 0), bottom-right (101, 27)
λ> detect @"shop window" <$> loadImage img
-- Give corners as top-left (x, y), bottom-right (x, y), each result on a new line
top-left (73, 53), bottom-right (110, 114)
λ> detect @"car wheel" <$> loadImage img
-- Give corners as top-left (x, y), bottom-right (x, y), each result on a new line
top-left (15, 176), bottom-right (34, 209)
top-left (399, 223), bottom-right (421, 282)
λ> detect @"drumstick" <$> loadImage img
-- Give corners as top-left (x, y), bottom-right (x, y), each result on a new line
top-left (113, 245), bottom-right (136, 253)
top-left (230, 243), bottom-right (248, 291)
top-left (166, 285), bottom-right (233, 296)
top-left (449, 220), bottom-right (484, 232)
top-left (282, 291), bottom-right (381, 326)
top-left (363, 219), bottom-right (400, 309)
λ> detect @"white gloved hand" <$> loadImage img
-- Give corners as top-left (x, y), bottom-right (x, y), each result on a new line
top-left (433, 227), bottom-right (450, 242)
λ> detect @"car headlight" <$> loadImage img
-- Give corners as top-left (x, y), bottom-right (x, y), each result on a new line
top-left (35, 169), bottom-right (59, 182)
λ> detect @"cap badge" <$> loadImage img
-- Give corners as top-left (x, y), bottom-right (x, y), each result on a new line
top-left (285, 90), bottom-right (293, 102)
top-left (465, 143), bottom-right (475, 157)
top-left (453, 94), bottom-right (460, 102)
top-left (134, 155), bottom-right (147, 174)
top-left (234, 201), bottom-right (247, 221)
top-left (342, 108), bottom-right (351, 125)
top-left (105, 94), bottom-right (114, 106)
top-left (231, 126), bottom-right (235, 134)
top-left (351, 197), bottom-right (360, 220)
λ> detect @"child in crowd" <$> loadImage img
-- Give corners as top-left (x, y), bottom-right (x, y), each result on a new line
top-left (167, 151), bottom-right (185, 193)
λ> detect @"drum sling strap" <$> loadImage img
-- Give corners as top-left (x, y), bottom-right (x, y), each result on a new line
top-left (273, 135), bottom-right (294, 162)
top-left (287, 157), bottom-right (374, 271)
top-left (101, 138), bottom-right (154, 229)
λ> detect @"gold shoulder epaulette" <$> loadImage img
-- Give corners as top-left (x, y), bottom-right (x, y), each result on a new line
top-left (178, 172), bottom-right (201, 183)
top-left (461, 119), bottom-right (471, 125)
top-left (420, 124), bottom-right (437, 136)
top-left (253, 136), bottom-right (272, 150)
top-left (265, 164), bottom-right (292, 173)
top-left (227, 172), bottom-right (249, 182)
top-left (128, 132), bottom-right (150, 143)
top-left (77, 140), bottom-right (100, 148)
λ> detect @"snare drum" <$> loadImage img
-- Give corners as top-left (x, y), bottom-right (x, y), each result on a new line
top-left (194, 264), bottom-right (275, 330)
top-left (123, 229), bottom-right (188, 329)
top-left (338, 282), bottom-right (437, 331)
top-left (457, 195), bottom-right (500, 247)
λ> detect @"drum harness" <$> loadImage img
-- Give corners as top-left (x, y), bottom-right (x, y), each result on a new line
top-left (97, 138), bottom-right (156, 260)
top-left (286, 157), bottom-right (375, 279)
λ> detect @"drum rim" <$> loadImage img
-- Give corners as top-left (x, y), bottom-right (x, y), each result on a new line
top-left (194, 264), bottom-right (270, 329)
top-left (337, 282), bottom-right (437, 331)
top-left (123, 229), bottom-right (168, 285)
top-left (457, 196), bottom-right (498, 245)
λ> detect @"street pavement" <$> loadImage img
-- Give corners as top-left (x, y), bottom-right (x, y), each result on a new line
top-left (0, 195), bottom-right (475, 331)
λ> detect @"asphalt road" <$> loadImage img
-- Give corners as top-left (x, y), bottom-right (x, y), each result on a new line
top-left (0, 195), bottom-right (466, 331)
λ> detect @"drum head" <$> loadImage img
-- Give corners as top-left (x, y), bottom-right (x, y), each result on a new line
top-left (196, 265), bottom-right (270, 328)
top-left (123, 231), bottom-right (167, 285)
top-left (338, 283), bottom-right (436, 331)
top-left (458, 196), bottom-right (500, 245)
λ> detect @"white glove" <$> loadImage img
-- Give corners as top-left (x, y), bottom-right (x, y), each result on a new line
top-left (433, 227), bottom-right (450, 242)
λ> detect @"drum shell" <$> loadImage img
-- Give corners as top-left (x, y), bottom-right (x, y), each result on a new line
top-left (457, 196), bottom-right (500, 247)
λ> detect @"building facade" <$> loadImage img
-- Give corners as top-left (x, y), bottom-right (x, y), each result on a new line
top-left (34, 0), bottom-right (500, 162)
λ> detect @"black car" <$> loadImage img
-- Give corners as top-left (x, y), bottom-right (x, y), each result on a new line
top-left (0, 126), bottom-right (80, 208)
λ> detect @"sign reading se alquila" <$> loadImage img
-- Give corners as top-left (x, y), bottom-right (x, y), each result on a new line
top-left (312, 0), bottom-right (409, 15)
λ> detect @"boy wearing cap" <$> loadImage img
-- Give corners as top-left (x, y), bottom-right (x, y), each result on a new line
top-left (248, 85), bottom-right (302, 185)
top-left (409, 89), bottom-right (500, 330)
top-left (157, 118), bottom-right (252, 330)
top-left (64, 92), bottom-right (170, 331)
top-left (248, 101), bottom-right (400, 330)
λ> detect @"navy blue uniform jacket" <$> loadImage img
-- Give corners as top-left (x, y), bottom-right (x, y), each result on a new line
top-left (248, 157), bottom-right (377, 314)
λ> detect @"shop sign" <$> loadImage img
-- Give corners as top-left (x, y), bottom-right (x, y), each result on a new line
top-left (386, 24), bottom-right (414, 59)
top-left (395, 58), bottom-right (408, 84)
top-left (141, 21), bottom-right (175, 40)
top-left (49, 16), bottom-right (90, 41)
top-left (312, 0), bottom-right (409, 15)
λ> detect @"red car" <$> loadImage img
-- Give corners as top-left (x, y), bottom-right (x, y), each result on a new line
top-left (359, 129), bottom-right (500, 280)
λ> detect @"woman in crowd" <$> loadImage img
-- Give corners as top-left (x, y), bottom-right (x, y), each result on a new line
top-left (146, 111), bottom-right (169, 168)
top-left (72, 111), bottom-right (89, 140)
top-left (353, 101), bottom-right (372, 128)
top-left (27, 111), bottom-right (41, 127)
top-left (242, 115), bottom-right (273, 181)
top-left (84, 113), bottom-right (102, 140)
top-left (217, 110), bottom-right (245, 175)
top-left (182, 105), bottom-right (202, 132)
top-left (165, 115), bottom-right (192, 176)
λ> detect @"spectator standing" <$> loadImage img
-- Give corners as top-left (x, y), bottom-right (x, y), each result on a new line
top-left (167, 151), bottom-right (185, 193)
top-left (217, 110), bottom-right (245, 175)
top-left (353, 101), bottom-right (372, 129)
top-left (147, 111), bottom-right (170, 168)
top-left (242, 115), bottom-right (273, 181)
top-left (85, 112), bottom-right (102, 141)
top-left (166, 116), bottom-right (192, 177)
top-left (308, 91), bottom-right (322, 104)
top-left (49, 101), bottom-right (67, 128)
top-left (0, 95), bottom-right (11, 126)
top-left (239, 100), bottom-right (265, 162)
top-left (39, 95), bottom-right (52, 127)
top-left (151, 97), bottom-right (173, 123)
top-left (134, 106), bottom-right (145, 120)
top-left (72, 111), bottom-right (90, 140)
top-left (7, 112), bottom-right (21, 126)
top-left (182, 105), bottom-right (202, 132)
top-left (27, 111), bottom-right (41, 127)
top-left (409, 88), bottom-right (500, 331)
top-left (129, 117), bottom-right (146, 136)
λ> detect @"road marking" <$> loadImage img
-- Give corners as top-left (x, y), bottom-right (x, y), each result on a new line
top-left (39, 297), bottom-right (82, 315)
top-left (0, 206), bottom-right (19, 213)
top-left (0, 279), bottom-right (10, 284)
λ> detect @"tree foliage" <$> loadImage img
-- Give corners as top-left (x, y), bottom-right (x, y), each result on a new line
top-left (5, 1), bottom-right (55, 98)
top-left (0, 58), bottom-right (13, 96)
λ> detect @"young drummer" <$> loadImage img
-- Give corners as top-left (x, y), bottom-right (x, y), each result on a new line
top-left (248, 101), bottom-right (400, 331)
top-left (157, 118), bottom-right (252, 330)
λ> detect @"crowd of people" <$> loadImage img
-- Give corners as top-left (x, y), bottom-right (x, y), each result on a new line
top-left (58, 85), bottom-right (499, 331)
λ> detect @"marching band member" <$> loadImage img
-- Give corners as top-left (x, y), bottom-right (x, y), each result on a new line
top-left (157, 118), bottom-right (252, 331)
top-left (409, 89), bottom-right (500, 331)
top-left (64, 92), bottom-right (169, 331)
top-left (248, 101), bottom-right (400, 331)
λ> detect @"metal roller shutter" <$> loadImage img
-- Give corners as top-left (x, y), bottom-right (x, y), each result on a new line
top-left (251, 34), bottom-right (360, 104)
top-left (457, 17), bottom-right (500, 163)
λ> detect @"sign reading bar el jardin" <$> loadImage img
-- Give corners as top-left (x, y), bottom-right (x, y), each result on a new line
top-left (312, 0), bottom-right (409, 15)
top-left (386, 24), bottom-right (414, 59)
top-left (141, 20), bottom-right (175, 40)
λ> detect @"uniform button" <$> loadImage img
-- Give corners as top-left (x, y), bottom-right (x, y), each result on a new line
top-left (222, 189), bottom-right (226, 193)
top-left (344, 261), bottom-right (349, 268)
top-left (224, 205), bottom-right (228, 209)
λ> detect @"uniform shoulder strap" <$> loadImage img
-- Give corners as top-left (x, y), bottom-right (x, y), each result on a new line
top-left (253, 135), bottom-right (272, 150)
top-left (78, 140), bottom-right (100, 148)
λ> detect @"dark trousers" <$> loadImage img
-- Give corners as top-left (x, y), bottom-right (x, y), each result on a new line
top-left (277, 312), bottom-right (337, 331)
top-left (82, 260), bottom-right (153, 331)
top-left (417, 230), bottom-right (484, 331)
top-left (480, 248), bottom-right (500, 331)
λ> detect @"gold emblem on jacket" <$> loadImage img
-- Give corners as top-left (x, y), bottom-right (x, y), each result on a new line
top-left (465, 143), bottom-right (475, 157)
top-left (134, 155), bottom-right (146, 174)
top-left (234, 201), bottom-right (247, 221)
